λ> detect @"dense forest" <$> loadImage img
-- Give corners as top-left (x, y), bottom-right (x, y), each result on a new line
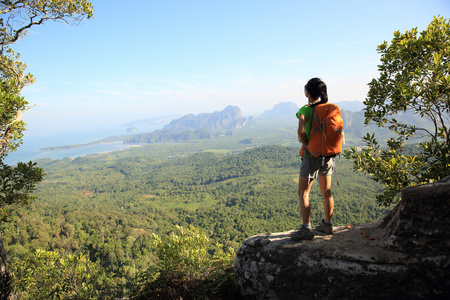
top-left (124, 128), bottom-right (216, 144)
top-left (1, 143), bottom-right (389, 296)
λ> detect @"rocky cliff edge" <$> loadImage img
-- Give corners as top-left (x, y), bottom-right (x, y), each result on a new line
top-left (234, 177), bottom-right (450, 299)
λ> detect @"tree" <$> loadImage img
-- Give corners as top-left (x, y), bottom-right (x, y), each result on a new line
top-left (131, 226), bottom-right (237, 299)
top-left (0, 0), bottom-right (93, 219)
top-left (11, 249), bottom-right (105, 299)
top-left (344, 16), bottom-right (450, 206)
top-left (0, 0), bottom-right (93, 295)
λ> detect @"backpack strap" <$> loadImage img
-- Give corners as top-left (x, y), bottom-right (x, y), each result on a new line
top-left (311, 109), bottom-right (321, 137)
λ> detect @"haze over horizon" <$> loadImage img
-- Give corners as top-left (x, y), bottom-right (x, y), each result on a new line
top-left (9, 0), bottom-right (450, 141)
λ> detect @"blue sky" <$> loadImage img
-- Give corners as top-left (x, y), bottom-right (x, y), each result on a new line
top-left (11, 0), bottom-right (450, 138)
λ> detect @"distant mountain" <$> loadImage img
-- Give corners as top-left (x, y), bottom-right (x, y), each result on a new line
top-left (259, 101), bottom-right (364, 119)
top-left (163, 105), bottom-right (248, 131)
top-left (340, 108), bottom-right (435, 146)
top-left (121, 106), bottom-right (248, 144)
top-left (259, 102), bottom-right (299, 119)
top-left (335, 100), bottom-right (365, 112)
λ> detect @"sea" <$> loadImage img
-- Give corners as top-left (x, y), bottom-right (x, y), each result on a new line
top-left (3, 128), bottom-right (151, 165)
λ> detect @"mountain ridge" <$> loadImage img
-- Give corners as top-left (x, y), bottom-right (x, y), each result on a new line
top-left (258, 100), bottom-right (365, 120)
top-left (40, 102), bottom-right (433, 151)
top-left (163, 105), bottom-right (248, 131)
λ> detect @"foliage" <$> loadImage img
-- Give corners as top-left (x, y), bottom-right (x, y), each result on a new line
top-left (0, 248), bottom-right (12, 299)
top-left (0, 144), bottom-right (389, 297)
top-left (0, 0), bottom-right (94, 46)
top-left (0, 161), bottom-right (44, 222)
top-left (124, 129), bottom-right (214, 144)
top-left (0, 1), bottom-right (93, 297)
top-left (131, 225), bottom-right (238, 300)
top-left (344, 16), bottom-right (450, 206)
top-left (11, 249), bottom-right (105, 299)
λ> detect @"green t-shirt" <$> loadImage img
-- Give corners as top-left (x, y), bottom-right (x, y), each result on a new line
top-left (296, 105), bottom-right (313, 141)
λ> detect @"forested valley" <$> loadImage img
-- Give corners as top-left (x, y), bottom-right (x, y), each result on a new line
top-left (0, 1), bottom-right (446, 298)
top-left (1, 139), bottom-right (390, 297)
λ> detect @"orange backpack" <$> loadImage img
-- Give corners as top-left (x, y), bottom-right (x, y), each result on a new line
top-left (301, 103), bottom-right (344, 157)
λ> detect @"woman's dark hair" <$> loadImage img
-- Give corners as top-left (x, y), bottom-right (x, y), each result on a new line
top-left (305, 77), bottom-right (328, 104)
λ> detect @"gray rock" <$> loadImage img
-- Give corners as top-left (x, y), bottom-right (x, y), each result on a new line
top-left (234, 177), bottom-right (450, 299)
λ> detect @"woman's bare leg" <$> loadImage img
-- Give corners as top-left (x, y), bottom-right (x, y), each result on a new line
top-left (298, 176), bottom-right (315, 224)
top-left (319, 174), bottom-right (334, 222)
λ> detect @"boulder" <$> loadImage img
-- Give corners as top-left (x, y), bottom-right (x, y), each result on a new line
top-left (234, 177), bottom-right (450, 299)
top-left (383, 176), bottom-right (450, 254)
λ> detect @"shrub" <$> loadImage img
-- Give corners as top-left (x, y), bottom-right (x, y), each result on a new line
top-left (131, 225), bottom-right (240, 299)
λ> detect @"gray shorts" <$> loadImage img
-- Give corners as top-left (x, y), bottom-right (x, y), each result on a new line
top-left (300, 156), bottom-right (335, 179)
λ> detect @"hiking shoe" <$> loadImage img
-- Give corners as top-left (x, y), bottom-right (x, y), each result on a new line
top-left (290, 226), bottom-right (314, 240)
top-left (315, 219), bottom-right (333, 235)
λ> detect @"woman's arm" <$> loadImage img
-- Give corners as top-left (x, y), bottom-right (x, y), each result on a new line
top-left (297, 113), bottom-right (307, 143)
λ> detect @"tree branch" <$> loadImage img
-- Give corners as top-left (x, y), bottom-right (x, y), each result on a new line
top-left (2, 14), bottom-right (49, 46)
top-left (4, 103), bottom-right (34, 128)
top-left (1, 0), bottom-right (93, 46)
top-left (0, 1), bottom-right (26, 15)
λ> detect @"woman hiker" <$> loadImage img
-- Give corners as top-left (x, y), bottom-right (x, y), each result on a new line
top-left (290, 77), bottom-right (335, 240)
